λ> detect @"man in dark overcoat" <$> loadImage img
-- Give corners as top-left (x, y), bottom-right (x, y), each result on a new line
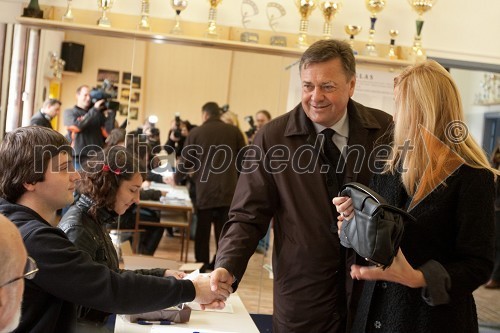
top-left (211, 39), bottom-right (393, 332)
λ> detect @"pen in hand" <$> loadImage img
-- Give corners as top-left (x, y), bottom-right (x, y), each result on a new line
top-left (137, 319), bottom-right (175, 325)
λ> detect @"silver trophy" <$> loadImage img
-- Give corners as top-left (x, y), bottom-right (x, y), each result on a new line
top-left (171, 0), bottom-right (188, 34)
top-left (97, 0), bottom-right (115, 28)
top-left (62, 0), bottom-right (74, 22)
top-left (267, 2), bottom-right (287, 46)
top-left (240, 0), bottom-right (259, 43)
top-left (138, 0), bottom-right (151, 31)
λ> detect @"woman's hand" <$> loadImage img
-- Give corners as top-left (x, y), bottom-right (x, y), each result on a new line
top-left (350, 248), bottom-right (426, 288)
top-left (164, 270), bottom-right (187, 279)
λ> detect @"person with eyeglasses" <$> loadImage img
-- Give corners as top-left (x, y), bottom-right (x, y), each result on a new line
top-left (0, 126), bottom-right (232, 333)
top-left (0, 214), bottom-right (36, 333)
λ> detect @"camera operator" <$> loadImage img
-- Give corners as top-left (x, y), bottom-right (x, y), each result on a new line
top-left (63, 84), bottom-right (116, 169)
top-left (164, 113), bottom-right (194, 158)
top-left (143, 116), bottom-right (162, 155)
top-left (245, 109), bottom-right (272, 144)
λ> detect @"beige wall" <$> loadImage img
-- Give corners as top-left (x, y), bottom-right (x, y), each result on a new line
top-left (143, 43), bottom-right (297, 134)
top-left (144, 43), bottom-right (232, 131)
top-left (55, 32), bottom-right (296, 140)
top-left (58, 32), bottom-right (147, 132)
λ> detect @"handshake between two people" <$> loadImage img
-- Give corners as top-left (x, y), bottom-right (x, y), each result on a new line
top-left (191, 270), bottom-right (234, 310)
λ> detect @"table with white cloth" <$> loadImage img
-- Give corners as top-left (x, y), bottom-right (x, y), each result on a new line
top-left (114, 292), bottom-right (259, 333)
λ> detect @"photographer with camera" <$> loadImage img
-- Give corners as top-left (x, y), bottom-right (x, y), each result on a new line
top-left (63, 84), bottom-right (117, 169)
top-left (245, 109), bottom-right (272, 144)
top-left (164, 113), bottom-right (194, 158)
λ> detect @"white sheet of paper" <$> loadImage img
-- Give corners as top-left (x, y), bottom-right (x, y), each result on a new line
top-left (151, 327), bottom-right (238, 333)
top-left (185, 302), bottom-right (234, 313)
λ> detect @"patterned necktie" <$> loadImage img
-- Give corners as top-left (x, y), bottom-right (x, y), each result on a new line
top-left (321, 128), bottom-right (345, 189)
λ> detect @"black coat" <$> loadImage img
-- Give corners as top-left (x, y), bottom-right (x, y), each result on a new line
top-left (216, 100), bottom-right (393, 332)
top-left (353, 166), bottom-right (495, 333)
top-left (29, 111), bottom-right (52, 129)
top-left (180, 118), bottom-right (246, 209)
top-left (0, 198), bottom-right (195, 333)
top-left (58, 194), bottom-right (166, 323)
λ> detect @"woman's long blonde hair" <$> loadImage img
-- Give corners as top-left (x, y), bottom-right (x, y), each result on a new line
top-left (387, 60), bottom-right (499, 202)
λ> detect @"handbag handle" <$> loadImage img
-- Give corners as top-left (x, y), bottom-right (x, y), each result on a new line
top-left (340, 182), bottom-right (387, 205)
top-left (340, 182), bottom-right (416, 222)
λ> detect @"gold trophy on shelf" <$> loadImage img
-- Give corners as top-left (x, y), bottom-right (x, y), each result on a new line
top-left (138, 0), bottom-right (151, 30)
top-left (267, 2), bottom-right (287, 47)
top-left (386, 29), bottom-right (399, 60)
top-left (363, 0), bottom-right (387, 57)
top-left (408, 0), bottom-right (438, 62)
top-left (206, 0), bottom-right (223, 39)
top-left (97, 0), bottom-right (114, 27)
top-left (344, 25), bottom-right (362, 55)
top-left (62, 0), bottom-right (74, 22)
top-left (320, 1), bottom-right (342, 40)
top-left (170, 0), bottom-right (188, 34)
top-left (295, 0), bottom-right (316, 49)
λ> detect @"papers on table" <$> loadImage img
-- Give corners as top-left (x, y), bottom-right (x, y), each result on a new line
top-left (151, 327), bottom-right (238, 333)
top-left (149, 182), bottom-right (191, 202)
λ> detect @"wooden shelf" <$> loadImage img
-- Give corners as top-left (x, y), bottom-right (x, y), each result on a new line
top-left (17, 16), bottom-right (415, 67)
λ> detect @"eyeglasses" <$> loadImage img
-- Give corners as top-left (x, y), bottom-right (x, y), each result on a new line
top-left (0, 256), bottom-right (39, 288)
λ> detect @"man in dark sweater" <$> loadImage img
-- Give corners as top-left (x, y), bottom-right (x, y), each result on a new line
top-left (63, 85), bottom-right (116, 169)
top-left (0, 126), bottom-right (231, 333)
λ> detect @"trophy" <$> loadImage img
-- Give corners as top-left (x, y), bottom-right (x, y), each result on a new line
top-left (206, 0), bottom-right (223, 39)
top-left (344, 25), bottom-right (362, 55)
top-left (386, 29), bottom-right (398, 60)
top-left (22, 0), bottom-right (43, 18)
top-left (48, 52), bottom-right (65, 80)
top-left (138, 0), bottom-right (151, 30)
top-left (295, 0), bottom-right (316, 49)
top-left (408, 0), bottom-right (438, 62)
top-left (97, 0), bottom-right (114, 27)
top-left (240, 0), bottom-right (259, 43)
top-left (363, 0), bottom-right (387, 57)
top-left (267, 2), bottom-right (287, 47)
top-left (320, 1), bottom-right (342, 40)
top-left (62, 0), bottom-right (74, 22)
top-left (171, 0), bottom-right (188, 34)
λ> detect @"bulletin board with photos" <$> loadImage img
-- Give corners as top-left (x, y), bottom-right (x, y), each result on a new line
top-left (96, 69), bottom-right (142, 121)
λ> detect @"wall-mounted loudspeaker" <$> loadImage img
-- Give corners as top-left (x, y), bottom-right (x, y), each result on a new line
top-left (61, 42), bottom-right (84, 73)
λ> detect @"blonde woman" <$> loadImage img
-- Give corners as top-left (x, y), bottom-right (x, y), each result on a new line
top-left (334, 60), bottom-right (498, 332)
top-left (221, 110), bottom-right (248, 144)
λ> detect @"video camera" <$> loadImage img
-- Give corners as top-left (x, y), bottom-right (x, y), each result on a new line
top-left (90, 79), bottom-right (120, 112)
top-left (173, 112), bottom-right (182, 139)
top-left (244, 115), bottom-right (257, 138)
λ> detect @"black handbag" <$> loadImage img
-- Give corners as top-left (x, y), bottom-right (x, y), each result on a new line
top-left (339, 182), bottom-right (416, 268)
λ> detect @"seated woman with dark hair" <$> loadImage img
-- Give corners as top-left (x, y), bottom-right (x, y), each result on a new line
top-left (58, 146), bottom-right (185, 331)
